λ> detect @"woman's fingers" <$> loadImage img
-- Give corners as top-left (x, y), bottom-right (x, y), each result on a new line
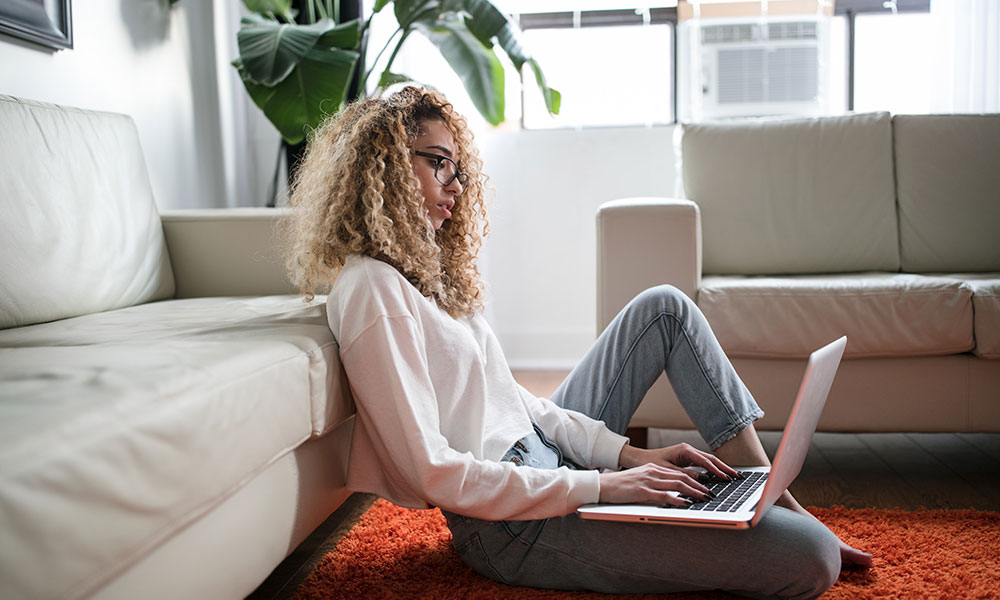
top-left (693, 451), bottom-right (740, 480)
top-left (672, 445), bottom-right (740, 480)
top-left (599, 463), bottom-right (716, 505)
top-left (642, 464), bottom-right (712, 500)
top-left (658, 490), bottom-right (699, 507)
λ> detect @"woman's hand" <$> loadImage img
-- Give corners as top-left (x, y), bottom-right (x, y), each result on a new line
top-left (598, 462), bottom-right (715, 506)
top-left (598, 443), bottom-right (742, 506)
top-left (619, 442), bottom-right (740, 482)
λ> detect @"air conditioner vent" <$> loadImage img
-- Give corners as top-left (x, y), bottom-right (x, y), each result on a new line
top-left (681, 17), bottom-right (830, 120)
top-left (717, 48), bottom-right (765, 103)
top-left (717, 46), bottom-right (819, 104)
top-left (701, 23), bottom-right (756, 44)
top-left (767, 21), bottom-right (817, 41)
top-left (701, 21), bottom-right (818, 45)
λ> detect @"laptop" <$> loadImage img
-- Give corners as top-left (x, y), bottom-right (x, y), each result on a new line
top-left (578, 335), bottom-right (847, 530)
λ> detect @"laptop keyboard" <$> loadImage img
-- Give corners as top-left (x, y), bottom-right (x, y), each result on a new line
top-left (680, 470), bottom-right (768, 512)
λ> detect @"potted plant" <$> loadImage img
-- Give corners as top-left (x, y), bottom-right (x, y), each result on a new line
top-left (232, 0), bottom-right (560, 202)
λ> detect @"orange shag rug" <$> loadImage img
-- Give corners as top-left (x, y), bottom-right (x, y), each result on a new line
top-left (292, 499), bottom-right (1000, 600)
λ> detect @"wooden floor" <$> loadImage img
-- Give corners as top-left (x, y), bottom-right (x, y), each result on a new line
top-left (247, 369), bottom-right (1000, 599)
top-left (652, 429), bottom-right (1000, 511)
top-left (512, 369), bottom-right (1000, 511)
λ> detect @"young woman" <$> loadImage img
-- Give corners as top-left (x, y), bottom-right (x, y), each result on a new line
top-left (286, 86), bottom-right (870, 599)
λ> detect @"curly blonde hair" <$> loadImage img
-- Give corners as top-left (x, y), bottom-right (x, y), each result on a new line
top-left (284, 87), bottom-right (489, 318)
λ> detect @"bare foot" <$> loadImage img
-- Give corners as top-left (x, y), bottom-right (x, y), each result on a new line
top-left (777, 492), bottom-right (872, 570)
top-left (838, 539), bottom-right (873, 568)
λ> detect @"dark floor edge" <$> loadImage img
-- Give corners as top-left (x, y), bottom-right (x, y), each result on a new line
top-left (246, 492), bottom-right (377, 600)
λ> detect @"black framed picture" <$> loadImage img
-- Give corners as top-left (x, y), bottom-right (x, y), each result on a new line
top-left (0, 0), bottom-right (73, 51)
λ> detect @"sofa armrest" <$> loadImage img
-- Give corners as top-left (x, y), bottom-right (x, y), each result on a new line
top-left (160, 208), bottom-right (299, 298)
top-left (596, 198), bottom-right (702, 331)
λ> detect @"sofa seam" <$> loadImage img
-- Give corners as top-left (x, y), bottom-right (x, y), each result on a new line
top-left (699, 289), bottom-right (972, 298)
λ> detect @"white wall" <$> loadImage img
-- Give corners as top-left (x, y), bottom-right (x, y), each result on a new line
top-left (478, 124), bottom-right (680, 369)
top-left (0, 0), bottom-right (229, 210)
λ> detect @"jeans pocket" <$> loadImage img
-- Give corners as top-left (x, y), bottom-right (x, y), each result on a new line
top-left (454, 532), bottom-right (510, 585)
top-left (500, 518), bottom-right (548, 544)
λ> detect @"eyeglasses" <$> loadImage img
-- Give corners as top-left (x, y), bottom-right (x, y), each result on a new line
top-left (414, 151), bottom-right (469, 187)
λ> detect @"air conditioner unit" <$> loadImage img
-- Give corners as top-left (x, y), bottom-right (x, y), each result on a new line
top-left (680, 17), bottom-right (831, 121)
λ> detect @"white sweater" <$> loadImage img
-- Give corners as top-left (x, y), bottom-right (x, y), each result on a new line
top-left (326, 255), bottom-right (628, 521)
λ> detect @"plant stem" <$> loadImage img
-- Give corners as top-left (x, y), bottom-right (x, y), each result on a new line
top-left (359, 11), bottom-right (376, 38)
top-left (314, 0), bottom-right (330, 21)
top-left (381, 29), bottom-right (411, 80)
top-left (307, 0), bottom-right (316, 23)
top-left (360, 26), bottom-right (404, 94)
top-left (331, 0), bottom-right (339, 23)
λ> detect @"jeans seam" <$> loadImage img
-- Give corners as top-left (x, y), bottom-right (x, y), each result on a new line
top-left (533, 424), bottom-right (584, 470)
top-left (459, 532), bottom-right (512, 585)
top-left (598, 310), bottom-right (741, 437)
top-left (674, 313), bottom-right (742, 428)
top-left (500, 519), bottom-right (549, 545)
top-left (596, 314), bottom-right (659, 423)
top-left (708, 410), bottom-right (764, 450)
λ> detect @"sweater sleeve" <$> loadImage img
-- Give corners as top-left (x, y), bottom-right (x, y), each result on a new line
top-left (340, 313), bottom-right (603, 521)
top-left (518, 384), bottom-right (628, 472)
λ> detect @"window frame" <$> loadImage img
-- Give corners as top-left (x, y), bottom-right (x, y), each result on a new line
top-left (516, 7), bottom-right (680, 126)
top-left (513, 1), bottom-right (932, 127)
top-left (834, 0), bottom-right (930, 111)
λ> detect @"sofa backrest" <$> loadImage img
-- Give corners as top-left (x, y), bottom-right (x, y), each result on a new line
top-left (894, 114), bottom-right (1000, 273)
top-left (0, 96), bottom-right (174, 330)
top-left (681, 112), bottom-right (900, 275)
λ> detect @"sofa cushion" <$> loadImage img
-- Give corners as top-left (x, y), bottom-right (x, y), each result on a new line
top-left (943, 274), bottom-right (1000, 359)
top-left (697, 273), bottom-right (973, 359)
top-left (0, 296), bottom-right (350, 600)
top-left (894, 114), bottom-right (1000, 272)
top-left (0, 96), bottom-right (174, 330)
top-left (681, 112), bottom-right (900, 275)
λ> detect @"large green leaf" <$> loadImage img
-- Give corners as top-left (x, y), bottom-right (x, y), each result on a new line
top-left (234, 46), bottom-right (359, 144)
top-left (394, 0), bottom-right (441, 29)
top-left (459, 0), bottom-right (560, 116)
top-left (316, 19), bottom-right (361, 49)
top-left (243, 0), bottom-right (292, 16)
top-left (460, 0), bottom-right (507, 52)
top-left (237, 17), bottom-right (334, 85)
top-left (378, 70), bottom-right (415, 88)
top-left (414, 19), bottom-right (504, 125)
top-left (528, 58), bottom-right (561, 115)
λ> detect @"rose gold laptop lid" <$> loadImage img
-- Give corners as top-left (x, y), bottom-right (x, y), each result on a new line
top-left (750, 334), bottom-right (846, 526)
top-left (578, 336), bottom-right (847, 529)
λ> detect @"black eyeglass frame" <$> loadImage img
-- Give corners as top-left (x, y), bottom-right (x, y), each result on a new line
top-left (414, 151), bottom-right (469, 187)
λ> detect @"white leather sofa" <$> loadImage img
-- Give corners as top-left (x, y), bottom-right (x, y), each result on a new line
top-left (597, 112), bottom-right (1000, 433)
top-left (0, 96), bottom-right (355, 599)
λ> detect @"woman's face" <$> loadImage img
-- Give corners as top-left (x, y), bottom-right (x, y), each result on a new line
top-left (411, 119), bottom-right (464, 230)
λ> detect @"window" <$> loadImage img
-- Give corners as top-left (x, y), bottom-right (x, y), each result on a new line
top-left (512, 0), bottom-right (936, 127)
top-left (851, 12), bottom-right (935, 114)
top-left (521, 23), bottom-right (674, 128)
top-left (834, 0), bottom-right (932, 111)
top-left (514, 3), bottom-right (677, 128)
top-left (371, 0), bottom-right (944, 129)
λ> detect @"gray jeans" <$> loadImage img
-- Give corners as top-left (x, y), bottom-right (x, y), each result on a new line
top-left (443, 285), bottom-right (841, 599)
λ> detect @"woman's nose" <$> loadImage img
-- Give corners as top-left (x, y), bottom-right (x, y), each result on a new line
top-left (445, 176), bottom-right (463, 195)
